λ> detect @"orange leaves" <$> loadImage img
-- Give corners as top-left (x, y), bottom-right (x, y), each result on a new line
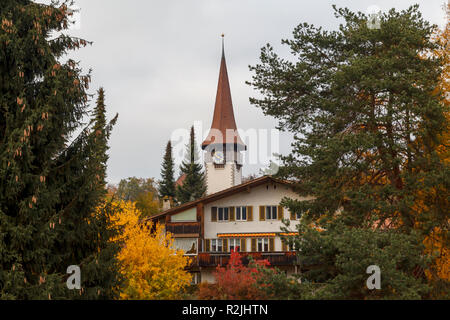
top-left (1, 19), bottom-right (13, 33)
top-left (424, 228), bottom-right (450, 282)
top-left (17, 97), bottom-right (26, 112)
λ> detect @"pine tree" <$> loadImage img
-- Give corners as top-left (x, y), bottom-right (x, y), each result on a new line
top-left (0, 1), bottom-right (120, 299)
top-left (159, 141), bottom-right (176, 200)
top-left (176, 126), bottom-right (206, 204)
top-left (51, 88), bottom-right (121, 300)
top-left (249, 5), bottom-right (448, 298)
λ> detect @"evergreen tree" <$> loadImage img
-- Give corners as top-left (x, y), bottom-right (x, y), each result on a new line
top-left (51, 88), bottom-right (121, 300)
top-left (176, 126), bottom-right (206, 204)
top-left (159, 141), bottom-right (176, 200)
top-left (249, 5), bottom-right (448, 298)
top-left (0, 1), bottom-right (120, 299)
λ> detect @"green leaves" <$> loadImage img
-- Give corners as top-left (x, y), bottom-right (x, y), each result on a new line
top-left (159, 141), bottom-right (176, 200)
top-left (176, 126), bottom-right (206, 204)
top-left (250, 5), bottom-right (448, 299)
top-left (0, 1), bottom-right (120, 299)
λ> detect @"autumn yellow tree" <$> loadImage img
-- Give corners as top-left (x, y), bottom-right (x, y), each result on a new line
top-left (112, 201), bottom-right (192, 299)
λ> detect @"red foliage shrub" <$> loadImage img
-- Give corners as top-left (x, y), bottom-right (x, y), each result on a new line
top-left (197, 250), bottom-right (270, 300)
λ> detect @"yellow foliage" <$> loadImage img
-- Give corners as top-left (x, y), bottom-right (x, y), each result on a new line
top-left (112, 201), bottom-right (192, 300)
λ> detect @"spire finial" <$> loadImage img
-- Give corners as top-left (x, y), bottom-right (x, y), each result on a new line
top-left (221, 34), bottom-right (225, 57)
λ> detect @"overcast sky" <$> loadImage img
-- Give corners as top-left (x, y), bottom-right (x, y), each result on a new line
top-left (37, 0), bottom-right (447, 184)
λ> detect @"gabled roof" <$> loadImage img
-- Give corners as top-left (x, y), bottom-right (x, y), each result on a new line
top-left (147, 175), bottom-right (292, 221)
top-left (201, 38), bottom-right (246, 150)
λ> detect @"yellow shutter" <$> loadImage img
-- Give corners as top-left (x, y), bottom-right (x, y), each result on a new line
top-left (240, 238), bottom-right (246, 252)
top-left (259, 206), bottom-right (265, 221)
top-left (290, 210), bottom-right (296, 220)
top-left (278, 206), bottom-right (284, 220)
top-left (269, 238), bottom-right (275, 252)
top-left (247, 206), bottom-right (253, 221)
top-left (230, 207), bottom-right (235, 221)
top-left (211, 207), bottom-right (217, 222)
top-left (251, 238), bottom-right (257, 252)
top-left (223, 239), bottom-right (228, 252)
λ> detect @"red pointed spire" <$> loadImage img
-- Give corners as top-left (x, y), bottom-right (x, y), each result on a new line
top-left (202, 36), bottom-right (246, 150)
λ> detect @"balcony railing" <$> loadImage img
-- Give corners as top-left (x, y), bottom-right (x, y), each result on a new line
top-left (165, 222), bottom-right (200, 235)
top-left (192, 252), bottom-right (299, 267)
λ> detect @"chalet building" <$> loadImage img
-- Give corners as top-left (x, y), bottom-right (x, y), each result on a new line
top-left (150, 39), bottom-right (306, 283)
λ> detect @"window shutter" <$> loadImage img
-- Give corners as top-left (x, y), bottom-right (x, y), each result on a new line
top-left (269, 238), bottom-right (275, 252)
top-left (229, 207), bottom-right (235, 221)
top-left (290, 210), bottom-right (296, 220)
top-left (282, 240), bottom-right (287, 252)
top-left (205, 239), bottom-right (210, 252)
top-left (240, 238), bottom-right (247, 252)
top-left (251, 238), bottom-right (257, 252)
top-left (247, 206), bottom-right (253, 221)
top-left (223, 239), bottom-right (228, 252)
top-left (211, 207), bottom-right (217, 222)
top-left (259, 206), bottom-right (265, 221)
top-left (278, 206), bottom-right (284, 220)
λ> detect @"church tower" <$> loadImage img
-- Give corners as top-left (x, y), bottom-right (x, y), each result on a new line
top-left (202, 36), bottom-right (246, 195)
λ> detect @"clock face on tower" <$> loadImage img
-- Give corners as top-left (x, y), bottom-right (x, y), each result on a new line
top-left (213, 151), bottom-right (225, 164)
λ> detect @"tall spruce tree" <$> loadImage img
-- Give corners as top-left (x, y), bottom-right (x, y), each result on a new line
top-left (0, 1), bottom-right (120, 299)
top-left (159, 141), bottom-right (176, 200)
top-left (249, 5), bottom-right (448, 298)
top-left (51, 88), bottom-right (121, 300)
top-left (176, 126), bottom-right (206, 204)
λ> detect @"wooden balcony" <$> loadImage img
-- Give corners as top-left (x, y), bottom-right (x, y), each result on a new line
top-left (165, 222), bottom-right (201, 236)
top-left (191, 252), bottom-right (299, 267)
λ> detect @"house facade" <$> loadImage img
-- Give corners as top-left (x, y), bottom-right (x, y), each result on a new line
top-left (150, 39), bottom-right (305, 283)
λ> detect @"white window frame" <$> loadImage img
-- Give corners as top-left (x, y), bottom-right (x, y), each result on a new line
top-left (265, 206), bottom-right (277, 220)
top-left (257, 238), bottom-right (269, 252)
top-left (211, 239), bottom-right (223, 252)
top-left (229, 238), bottom-right (241, 252)
top-left (235, 206), bottom-right (247, 221)
top-left (218, 207), bottom-right (229, 222)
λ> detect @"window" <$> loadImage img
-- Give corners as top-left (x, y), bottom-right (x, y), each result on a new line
top-left (211, 239), bottom-right (223, 252)
top-left (173, 238), bottom-right (197, 255)
top-left (257, 238), bottom-right (269, 252)
top-left (229, 239), bottom-right (240, 252)
top-left (191, 272), bottom-right (201, 285)
top-left (236, 206), bottom-right (247, 221)
top-left (265, 206), bottom-right (277, 220)
top-left (218, 207), bottom-right (229, 221)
